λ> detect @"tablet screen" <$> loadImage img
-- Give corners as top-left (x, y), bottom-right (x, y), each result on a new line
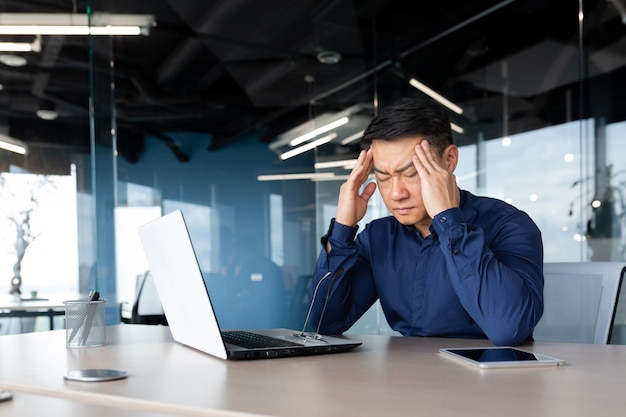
top-left (439, 347), bottom-right (565, 368)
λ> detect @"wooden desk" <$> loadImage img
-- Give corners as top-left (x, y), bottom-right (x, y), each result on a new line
top-left (0, 390), bottom-right (174, 417)
top-left (1, 325), bottom-right (626, 417)
top-left (0, 294), bottom-right (68, 330)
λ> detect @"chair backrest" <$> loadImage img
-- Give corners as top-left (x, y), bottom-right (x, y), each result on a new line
top-left (287, 274), bottom-right (313, 330)
top-left (533, 262), bottom-right (626, 344)
top-left (346, 300), bottom-right (401, 336)
top-left (131, 271), bottom-right (168, 325)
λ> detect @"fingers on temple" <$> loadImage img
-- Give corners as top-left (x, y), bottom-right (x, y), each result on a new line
top-left (361, 182), bottom-right (377, 200)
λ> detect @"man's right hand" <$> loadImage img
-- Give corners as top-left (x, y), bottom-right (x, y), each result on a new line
top-left (335, 149), bottom-right (377, 228)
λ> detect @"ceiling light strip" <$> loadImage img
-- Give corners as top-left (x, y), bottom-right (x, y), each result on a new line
top-left (0, 13), bottom-right (155, 36)
top-left (257, 172), bottom-right (336, 181)
top-left (314, 159), bottom-right (358, 170)
top-left (0, 25), bottom-right (142, 35)
top-left (312, 175), bottom-right (351, 182)
top-left (0, 42), bottom-right (33, 52)
top-left (289, 117), bottom-right (349, 147)
top-left (409, 78), bottom-right (463, 115)
top-left (450, 122), bottom-right (464, 134)
top-left (0, 134), bottom-right (28, 155)
top-left (340, 129), bottom-right (365, 145)
top-left (281, 133), bottom-right (336, 160)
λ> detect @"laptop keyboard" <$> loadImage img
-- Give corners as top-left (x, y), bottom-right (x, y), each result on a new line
top-left (222, 330), bottom-right (301, 349)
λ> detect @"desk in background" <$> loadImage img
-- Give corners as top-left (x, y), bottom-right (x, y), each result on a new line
top-left (0, 294), bottom-right (69, 331)
top-left (1, 325), bottom-right (626, 417)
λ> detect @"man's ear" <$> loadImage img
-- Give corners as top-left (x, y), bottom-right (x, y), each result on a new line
top-left (443, 144), bottom-right (459, 172)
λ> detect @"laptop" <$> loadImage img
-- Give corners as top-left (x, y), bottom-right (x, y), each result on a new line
top-left (137, 209), bottom-right (361, 360)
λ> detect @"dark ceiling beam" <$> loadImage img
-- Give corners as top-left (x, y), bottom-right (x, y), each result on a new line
top-left (399, 0), bottom-right (519, 59)
top-left (139, 128), bottom-right (189, 163)
top-left (127, 75), bottom-right (203, 107)
top-left (156, 38), bottom-right (206, 84)
top-left (157, 1), bottom-right (311, 86)
top-left (311, 0), bottom-right (519, 104)
top-left (32, 36), bottom-right (66, 98)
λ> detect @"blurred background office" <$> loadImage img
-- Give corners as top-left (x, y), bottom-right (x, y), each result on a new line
top-left (1, 0), bottom-right (625, 331)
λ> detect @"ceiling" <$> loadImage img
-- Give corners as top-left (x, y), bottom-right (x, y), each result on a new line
top-left (0, 0), bottom-right (625, 164)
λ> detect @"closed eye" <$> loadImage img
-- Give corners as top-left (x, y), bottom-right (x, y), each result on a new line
top-left (375, 173), bottom-right (390, 182)
top-left (404, 169), bottom-right (418, 178)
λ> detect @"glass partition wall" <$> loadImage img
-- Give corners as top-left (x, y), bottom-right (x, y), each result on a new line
top-left (1, 1), bottom-right (625, 333)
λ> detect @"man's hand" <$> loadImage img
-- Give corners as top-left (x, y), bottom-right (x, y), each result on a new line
top-left (335, 149), bottom-right (377, 228)
top-left (412, 140), bottom-right (459, 218)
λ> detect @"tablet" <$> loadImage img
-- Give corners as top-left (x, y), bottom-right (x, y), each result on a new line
top-left (439, 347), bottom-right (565, 369)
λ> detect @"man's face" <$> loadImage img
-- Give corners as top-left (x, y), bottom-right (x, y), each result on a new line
top-left (370, 136), bottom-right (442, 230)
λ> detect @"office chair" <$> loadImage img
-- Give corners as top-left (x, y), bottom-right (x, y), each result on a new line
top-left (345, 300), bottom-right (401, 336)
top-left (120, 271), bottom-right (168, 326)
top-left (533, 262), bottom-right (626, 344)
top-left (287, 274), bottom-right (312, 330)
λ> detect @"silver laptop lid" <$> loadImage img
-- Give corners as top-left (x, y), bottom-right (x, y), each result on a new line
top-left (138, 209), bottom-right (228, 359)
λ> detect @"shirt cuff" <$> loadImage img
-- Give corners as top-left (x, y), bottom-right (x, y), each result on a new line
top-left (431, 208), bottom-right (464, 235)
top-left (322, 218), bottom-right (358, 245)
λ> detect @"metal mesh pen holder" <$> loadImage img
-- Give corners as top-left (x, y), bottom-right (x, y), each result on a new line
top-left (64, 300), bottom-right (107, 347)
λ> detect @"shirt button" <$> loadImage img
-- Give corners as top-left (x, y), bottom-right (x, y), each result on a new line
top-left (439, 216), bottom-right (447, 223)
top-left (452, 249), bottom-right (458, 255)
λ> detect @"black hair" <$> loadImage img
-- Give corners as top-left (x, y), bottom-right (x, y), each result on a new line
top-left (361, 98), bottom-right (454, 152)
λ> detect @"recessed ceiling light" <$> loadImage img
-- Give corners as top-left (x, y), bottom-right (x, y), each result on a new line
top-left (316, 50), bottom-right (341, 65)
top-left (36, 100), bottom-right (59, 120)
top-left (36, 109), bottom-right (58, 120)
top-left (0, 54), bottom-right (27, 67)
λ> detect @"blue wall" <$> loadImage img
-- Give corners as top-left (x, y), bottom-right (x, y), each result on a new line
top-left (115, 131), bottom-right (318, 329)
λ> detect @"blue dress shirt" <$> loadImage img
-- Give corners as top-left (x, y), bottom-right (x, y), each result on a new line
top-left (310, 190), bottom-right (544, 346)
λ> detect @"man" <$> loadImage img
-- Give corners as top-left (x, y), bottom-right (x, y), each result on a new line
top-left (309, 97), bottom-right (544, 346)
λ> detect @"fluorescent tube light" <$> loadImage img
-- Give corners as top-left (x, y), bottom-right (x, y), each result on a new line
top-left (257, 172), bottom-right (336, 181)
top-left (409, 78), bottom-right (463, 115)
top-left (269, 103), bottom-right (370, 155)
top-left (0, 41), bottom-right (34, 52)
top-left (0, 13), bottom-right (156, 36)
top-left (340, 129), bottom-right (365, 145)
top-left (0, 134), bottom-right (28, 155)
top-left (314, 159), bottom-right (358, 170)
top-left (289, 117), bottom-right (349, 147)
top-left (450, 122), bottom-right (464, 134)
top-left (0, 25), bottom-right (142, 35)
top-left (280, 133), bottom-right (336, 160)
top-left (311, 175), bottom-right (351, 182)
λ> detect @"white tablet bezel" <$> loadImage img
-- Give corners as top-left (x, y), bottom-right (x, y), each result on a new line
top-left (439, 347), bottom-right (565, 369)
